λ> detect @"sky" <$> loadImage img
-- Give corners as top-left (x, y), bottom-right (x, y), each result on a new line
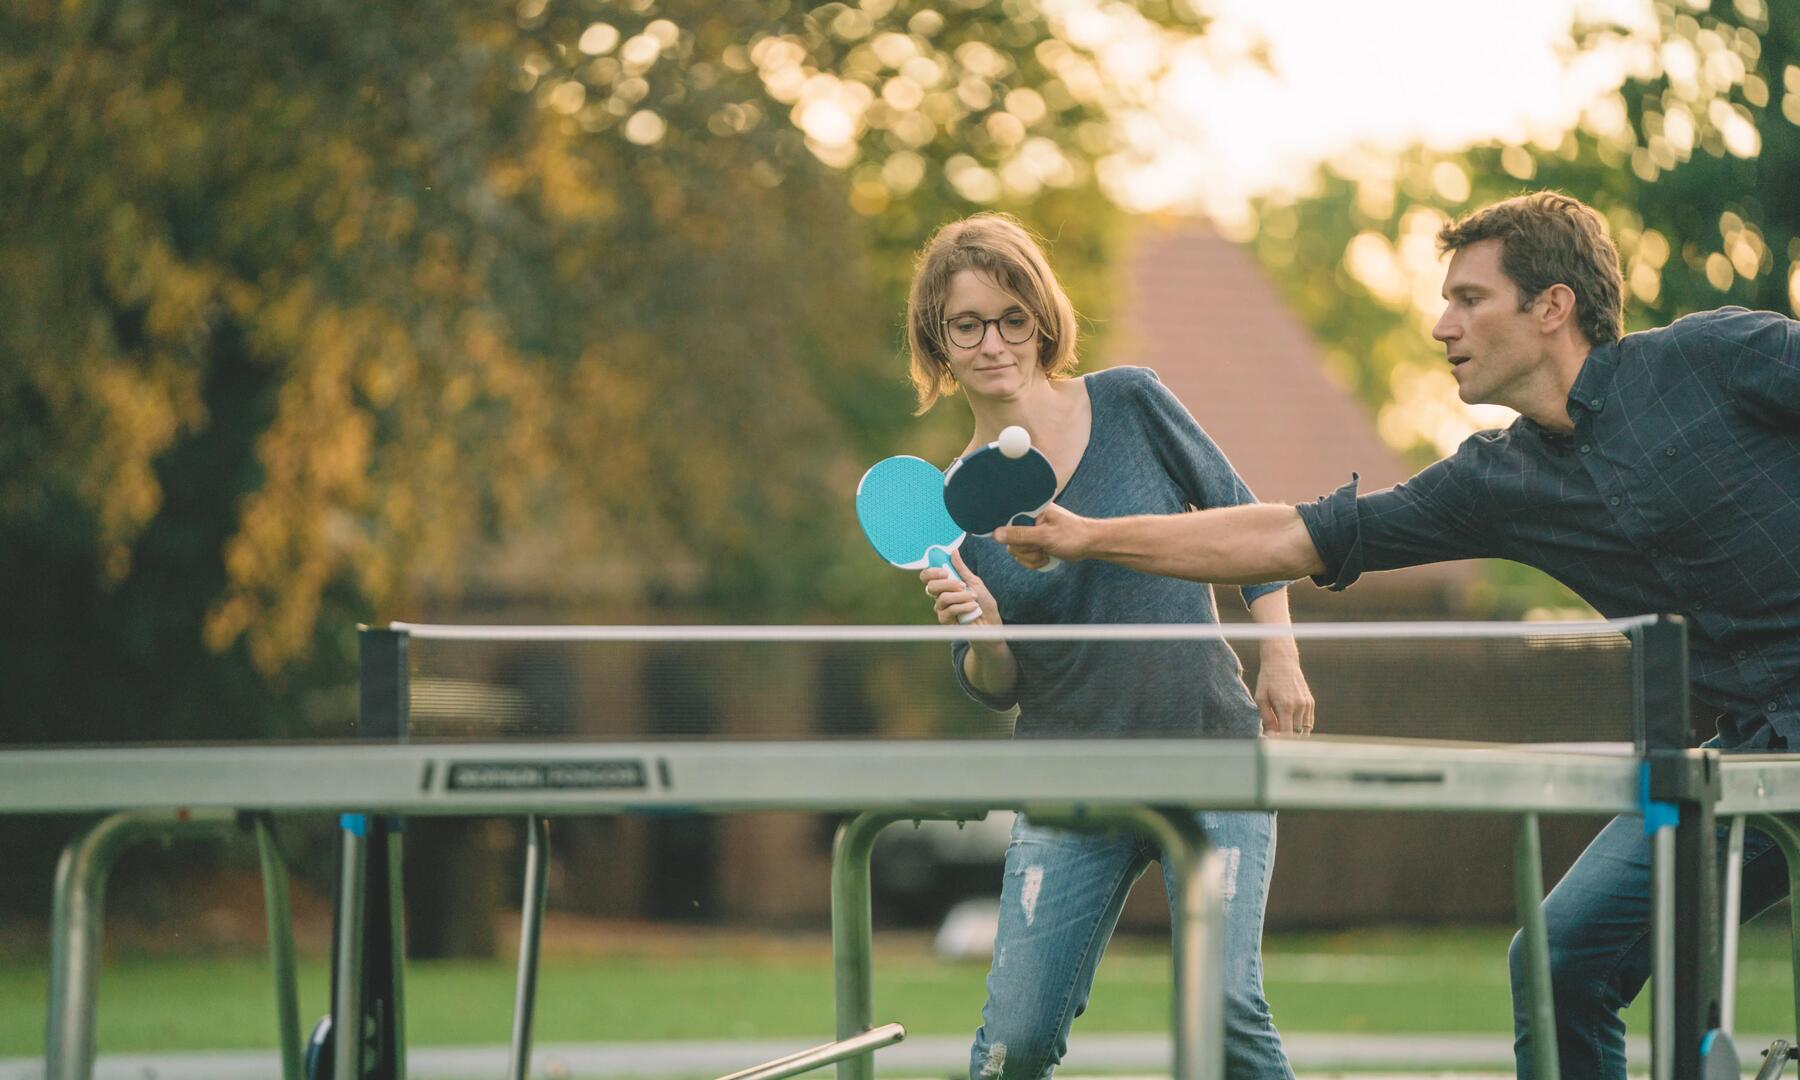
top-left (1100, 0), bottom-right (1657, 217)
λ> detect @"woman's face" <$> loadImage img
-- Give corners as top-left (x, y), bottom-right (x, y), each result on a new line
top-left (940, 268), bottom-right (1041, 401)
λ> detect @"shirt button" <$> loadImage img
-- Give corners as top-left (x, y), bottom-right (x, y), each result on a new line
top-left (1736, 650), bottom-right (1749, 660)
top-left (1769, 703), bottom-right (1780, 713)
top-left (1579, 444), bottom-right (1592, 454)
top-left (1589, 397), bottom-right (1604, 410)
top-left (1609, 495), bottom-right (1621, 506)
top-left (1664, 446), bottom-right (1677, 458)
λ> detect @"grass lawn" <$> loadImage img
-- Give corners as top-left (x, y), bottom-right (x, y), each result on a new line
top-left (0, 920), bottom-right (1794, 1056)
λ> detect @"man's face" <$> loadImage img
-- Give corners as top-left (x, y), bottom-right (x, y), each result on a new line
top-left (1432, 238), bottom-right (1545, 409)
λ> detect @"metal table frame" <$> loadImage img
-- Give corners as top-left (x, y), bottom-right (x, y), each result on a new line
top-left (1712, 758), bottom-right (1800, 1079)
top-left (3, 735), bottom-right (1682, 1080)
top-left (0, 614), bottom-right (1741, 1080)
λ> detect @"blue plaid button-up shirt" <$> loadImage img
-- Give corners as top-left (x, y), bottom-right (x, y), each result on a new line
top-left (1297, 307), bottom-right (1800, 750)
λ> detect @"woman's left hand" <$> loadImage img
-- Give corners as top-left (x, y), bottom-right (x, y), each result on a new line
top-left (1255, 651), bottom-right (1315, 737)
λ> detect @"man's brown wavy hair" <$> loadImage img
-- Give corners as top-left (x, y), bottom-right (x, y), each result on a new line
top-left (1438, 191), bottom-right (1624, 346)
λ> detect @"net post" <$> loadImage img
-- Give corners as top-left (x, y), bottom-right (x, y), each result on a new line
top-left (1632, 614), bottom-right (1729, 1079)
top-left (359, 625), bottom-right (409, 741)
top-left (328, 626), bottom-right (410, 1079)
top-left (1632, 614), bottom-right (1689, 755)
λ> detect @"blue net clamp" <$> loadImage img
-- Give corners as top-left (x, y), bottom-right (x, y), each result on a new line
top-left (1638, 761), bottom-right (1680, 836)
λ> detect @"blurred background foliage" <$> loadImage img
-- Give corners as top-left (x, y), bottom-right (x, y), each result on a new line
top-left (1245, 0), bottom-right (1796, 614)
top-left (2, 0), bottom-right (1795, 751)
top-left (0, 0), bottom-right (1166, 747)
top-left (1252, 0), bottom-right (1795, 465)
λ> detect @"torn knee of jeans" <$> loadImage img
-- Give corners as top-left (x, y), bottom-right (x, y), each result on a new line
top-left (978, 1042), bottom-right (1007, 1078)
top-left (1019, 865), bottom-right (1044, 926)
top-left (1217, 847), bottom-right (1240, 902)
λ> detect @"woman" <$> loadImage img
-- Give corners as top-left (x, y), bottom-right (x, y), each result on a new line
top-left (907, 213), bottom-right (1313, 1080)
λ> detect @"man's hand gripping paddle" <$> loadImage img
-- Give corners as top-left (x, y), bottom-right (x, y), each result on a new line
top-left (855, 455), bottom-right (979, 624)
top-left (943, 425), bottom-right (1062, 571)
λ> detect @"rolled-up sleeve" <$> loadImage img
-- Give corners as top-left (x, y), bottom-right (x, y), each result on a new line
top-left (1295, 474), bottom-right (1367, 590)
top-left (951, 640), bottom-right (1020, 711)
top-left (1239, 579), bottom-right (1288, 608)
top-left (1295, 455), bottom-right (1492, 591)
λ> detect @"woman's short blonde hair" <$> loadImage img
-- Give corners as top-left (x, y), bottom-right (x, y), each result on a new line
top-left (905, 213), bottom-right (1079, 413)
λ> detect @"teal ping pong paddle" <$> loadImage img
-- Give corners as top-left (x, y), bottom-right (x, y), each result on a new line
top-left (856, 455), bottom-right (979, 624)
top-left (942, 428), bottom-right (1062, 571)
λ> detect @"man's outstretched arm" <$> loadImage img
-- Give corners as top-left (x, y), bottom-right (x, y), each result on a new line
top-left (994, 502), bottom-right (1326, 584)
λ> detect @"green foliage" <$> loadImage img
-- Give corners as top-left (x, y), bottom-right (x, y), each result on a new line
top-left (0, 0), bottom-right (1183, 743)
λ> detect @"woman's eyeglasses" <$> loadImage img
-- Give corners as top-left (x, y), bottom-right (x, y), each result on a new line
top-left (942, 311), bottom-right (1037, 349)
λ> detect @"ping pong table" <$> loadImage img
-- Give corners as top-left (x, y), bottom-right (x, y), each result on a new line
top-left (0, 615), bottom-right (1769, 1080)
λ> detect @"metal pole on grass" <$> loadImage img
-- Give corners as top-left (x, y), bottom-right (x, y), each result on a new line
top-left (1720, 814), bottom-right (1746, 1035)
top-left (508, 815), bottom-right (551, 1080)
top-left (831, 810), bottom-right (984, 1080)
top-left (1653, 818), bottom-right (1677, 1080)
top-left (46, 809), bottom-right (246, 1080)
top-left (251, 813), bottom-right (304, 1080)
top-left (1748, 814), bottom-right (1800, 1055)
top-left (1515, 813), bottom-right (1559, 1080)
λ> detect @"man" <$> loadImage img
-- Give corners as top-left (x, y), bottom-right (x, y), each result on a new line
top-left (995, 191), bottom-right (1800, 1078)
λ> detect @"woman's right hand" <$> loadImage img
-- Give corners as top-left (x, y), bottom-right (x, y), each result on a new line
top-left (921, 548), bottom-right (999, 625)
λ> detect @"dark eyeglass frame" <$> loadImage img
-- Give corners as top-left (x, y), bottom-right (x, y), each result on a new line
top-left (941, 311), bottom-right (1038, 350)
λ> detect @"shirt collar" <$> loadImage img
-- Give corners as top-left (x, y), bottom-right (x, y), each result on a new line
top-left (1516, 414), bottom-right (1575, 447)
top-left (1564, 339), bottom-right (1621, 424)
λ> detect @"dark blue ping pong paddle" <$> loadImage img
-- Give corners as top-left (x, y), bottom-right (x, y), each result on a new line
top-left (942, 427), bottom-right (1062, 571)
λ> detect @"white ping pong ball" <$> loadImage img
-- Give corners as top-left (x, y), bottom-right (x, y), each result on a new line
top-left (997, 425), bottom-right (1031, 459)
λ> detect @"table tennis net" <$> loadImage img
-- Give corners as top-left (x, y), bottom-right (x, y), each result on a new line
top-left (388, 621), bottom-right (1653, 745)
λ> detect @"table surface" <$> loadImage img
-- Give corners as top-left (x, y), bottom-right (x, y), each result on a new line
top-left (0, 736), bottom-right (1701, 817)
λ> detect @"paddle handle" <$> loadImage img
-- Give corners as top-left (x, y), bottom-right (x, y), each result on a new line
top-left (927, 546), bottom-right (980, 625)
top-left (1009, 513), bottom-right (1061, 573)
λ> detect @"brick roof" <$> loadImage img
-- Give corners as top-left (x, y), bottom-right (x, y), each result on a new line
top-left (1104, 219), bottom-right (1475, 611)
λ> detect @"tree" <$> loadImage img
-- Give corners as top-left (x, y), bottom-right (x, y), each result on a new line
top-left (0, 0), bottom-right (1208, 749)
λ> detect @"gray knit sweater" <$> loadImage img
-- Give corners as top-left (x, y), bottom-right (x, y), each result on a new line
top-left (952, 366), bottom-right (1286, 739)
